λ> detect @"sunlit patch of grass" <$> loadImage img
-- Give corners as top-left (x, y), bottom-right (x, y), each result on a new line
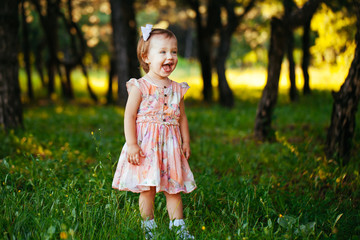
top-left (19, 59), bottom-right (350, 103)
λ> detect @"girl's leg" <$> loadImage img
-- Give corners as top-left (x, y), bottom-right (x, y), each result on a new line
top-left (139, 187), bottom-right (156, 219)
top-left (163, 192), bottom-right (183, 220)
top-left (165, 192), bottom-right (194, 239)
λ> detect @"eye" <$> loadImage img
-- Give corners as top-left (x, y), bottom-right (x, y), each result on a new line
top-left (172, 50), bottom-right (177, 54)
top-left (160, 51), bottom-right (166, 54)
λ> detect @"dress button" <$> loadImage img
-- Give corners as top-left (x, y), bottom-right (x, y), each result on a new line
top-left (164, 94), bottom-right (167, 97)
top-left (164, 103), bottom-right (167, 106)
top-left (164, 86), bottom-right (167, 88)
top-left (163, 119), bottom-right (166, 122)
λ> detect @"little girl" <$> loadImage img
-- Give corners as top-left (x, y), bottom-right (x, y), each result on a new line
top-left (112, 24), bottom-right (196, 239)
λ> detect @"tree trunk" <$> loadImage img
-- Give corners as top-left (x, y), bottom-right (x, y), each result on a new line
top-left (55, 0), bottom-right (98, 102)
top-left (254, 18), bottom-right (286, 140)
top-left (254, 0), bottom-right (321, 140)
top-left (284, 0), bottom-right (298, 102)
top-left (0, 0), bottom-right (23, 130)
top-left (216, 32), bottom-right (234, 107)
top-left (184, 28), bottom-right (193, 59)
top-left (35, 40), bottom-right (46, 87)
top-left (64, 64), bottom-right (74, 99)
top-left (287, 29), bottom-right (298, 101)
top-left (124, 0), bottom-right (140, 79)
top-left (326, 2), bottom-right (360, 164)
top-left (45, 0), bottom-right (59, 96)
top-left (193, 2), bottom-right (213, 103)
top-left (21, 0), bottom-right (34, 100)
top-left (107, 58), bottom-right (116, 104)
top-left (110, 0), bottom-right (130, 106)
top-left (302, 19), bottom-right (311, 95)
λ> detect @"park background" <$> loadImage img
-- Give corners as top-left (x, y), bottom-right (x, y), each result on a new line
top-left (1, 0), bottom-right (360, 239)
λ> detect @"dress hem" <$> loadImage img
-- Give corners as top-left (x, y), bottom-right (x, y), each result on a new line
top-left (112, 185), bottom-right (197, 194)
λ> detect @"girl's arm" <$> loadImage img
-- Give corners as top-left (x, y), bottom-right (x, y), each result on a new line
top-left (179, 98), bottom-right (191, 160)
top-left (124, 86), bottom-right (144, 165)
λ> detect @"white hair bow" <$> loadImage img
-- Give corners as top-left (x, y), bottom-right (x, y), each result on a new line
top-left (141, 24), bottom-right (153, 41)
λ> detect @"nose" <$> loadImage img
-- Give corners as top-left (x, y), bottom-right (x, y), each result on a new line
top-left (166, 52), bottom-right (173, 59)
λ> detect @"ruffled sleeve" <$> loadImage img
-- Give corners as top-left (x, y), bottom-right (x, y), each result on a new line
top-left (180, 82), bottom-right (190, 99)
top-left (126, 78), bottom-right (142, 94)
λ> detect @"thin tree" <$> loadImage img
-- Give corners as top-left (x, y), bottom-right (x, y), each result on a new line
top-left (110, 0), bottom-right (134, 106)
top-left (216, 0), bottom-right (256, 107)
top-left (326, 1), bottom-right (360, 164)
top-left (108, 0), bottom-right (139, 105)
top-left (58, 0), bottom-right (98, 102)
top-left (186, 0), bottom-right (220, 103)
top-left (31, 0), bottom-right (61, 96)
top-left (0, 0), bottom-right (23, 130)
top-left (254, 0), bottom-right (322, 140)
top-left (21, 0), bottom-right (34, 100)
top-left (284, 0), bottom-right (299, 101)
top-left (302, 18), bottom-right (312, 95)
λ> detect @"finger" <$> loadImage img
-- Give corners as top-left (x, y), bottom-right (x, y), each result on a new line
top-left (185, 150), bottom-right (190, 160)
top-left (128, 155), bottom-right (136, 165)
top-left (139, 150), bottom-right (146, 157)
top-left (134, 154), bottom-right (139, 165)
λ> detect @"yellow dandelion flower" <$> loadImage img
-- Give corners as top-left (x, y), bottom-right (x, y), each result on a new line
top-left (279, 214), bottom-right (283, 218)
top-left (201, 226), bottom-right (206, 230)
top-left (91, 131), bottom-right (94, 135)
top-left (65, 195), bottom-right (68, 198)
top-left (18, 190), bottom-right (21, 193)
top-left (60, 231), bottom-right (68, 239)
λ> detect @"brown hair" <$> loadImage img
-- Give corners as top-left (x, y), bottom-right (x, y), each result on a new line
top-left (137, 28), bottom-right (177, 73)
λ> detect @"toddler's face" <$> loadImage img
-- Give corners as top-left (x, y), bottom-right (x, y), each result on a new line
top-left (145, 34), bottom-right (178, 80)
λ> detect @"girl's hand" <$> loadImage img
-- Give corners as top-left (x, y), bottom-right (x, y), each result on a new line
top-left (127, 144), bottom-right (145, 165)
top-left (182, 142), bottom-right (191, 160)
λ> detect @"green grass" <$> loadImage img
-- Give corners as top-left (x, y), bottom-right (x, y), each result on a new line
top-left (1, 89), bottom-right (360, 239)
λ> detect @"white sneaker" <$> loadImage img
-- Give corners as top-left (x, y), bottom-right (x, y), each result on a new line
top-left (142, 219), bottom-right (157, 240)
top-left (169, 219), bottom-right (195, 240)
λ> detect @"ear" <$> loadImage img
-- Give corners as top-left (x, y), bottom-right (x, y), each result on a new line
top-left (142, 53), bottom-right (150, 64)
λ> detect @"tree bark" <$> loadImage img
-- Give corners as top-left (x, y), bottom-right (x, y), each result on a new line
top-left (110, 0), bottom-right (131, 106)
top-left (216, 0), bottom-right (256, 108)
top-left (216, 34), bottom-right (234, 107)
top-left (0, 0), bottom-right (23, 130)
top-left (254, 18), bottom-right (286, 140)
top-left (326, 1), bottom-right (360, 164)
top-left (21, 0), bottom-right (34, 100)
top-left (287, 29), bottom-right (299, 101)
top-left (31, 0), bottom-right (61, 97)
top-left (106, 58), bottom-right (115, 104)
top-left (191, 0), bottom-right (214, 103)
top-left (45, 0), bottom-right (59, 96)
top-left (35, 40), bottom-right (46, 87)
top-left (302, 19), bottom-right (311, 95)
top-left (254, 0), bottom-right (321, 140)
top-left (284, 0), bottom-right (298, 102)
top-left (58, 0), bottom-right (98, 102)
top-left (124, 0), bottom-right (140, 79)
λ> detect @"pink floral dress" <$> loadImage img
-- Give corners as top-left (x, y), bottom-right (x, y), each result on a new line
top-left (112, 77), bottom-right (197, 194)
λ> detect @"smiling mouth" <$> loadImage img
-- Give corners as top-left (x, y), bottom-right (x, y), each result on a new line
top-left (162, 63), bottom-right (173, 72)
